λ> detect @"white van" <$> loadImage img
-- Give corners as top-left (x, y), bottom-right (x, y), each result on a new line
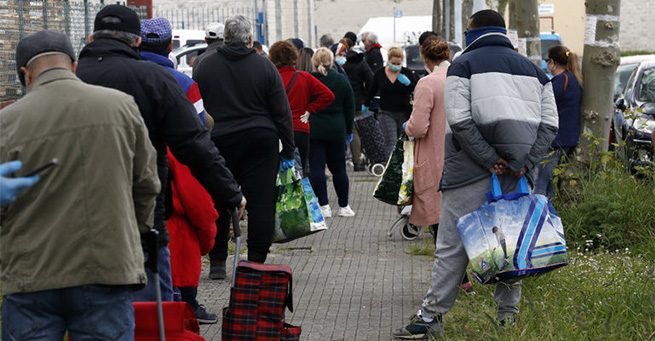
top-left (358, 16), bottom-right (432, 49)
top-left (172, 29), bottom-right (205, 50)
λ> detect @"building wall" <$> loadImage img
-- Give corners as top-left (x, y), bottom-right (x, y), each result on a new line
top-left (538, 0), bottom-right (655, 55)
top-left (153, 0), bottom-right (315, 47)
top-left (538, 0), bottom-right (585, 55)
top-left (313, 0), bottom-right (432, 47)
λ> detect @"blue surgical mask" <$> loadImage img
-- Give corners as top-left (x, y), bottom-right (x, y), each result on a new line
top-left (389, 64), bottom-right (402, 72)
top-left (335, 56), bottom-right (347, 66)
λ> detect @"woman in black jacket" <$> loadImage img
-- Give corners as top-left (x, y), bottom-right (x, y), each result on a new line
top-left (364, 46), bottom-right (418, 159)
top-left (341, 38), bottom-right (374, 171)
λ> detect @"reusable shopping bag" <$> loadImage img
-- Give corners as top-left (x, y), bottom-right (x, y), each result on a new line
top-left (373, 132), bottom-right (414, 205)
top-left (457, 174), bottom-right (568, 284)
top-left (398, 137), bottom-right (415, 205)
top-left (273, 168), bottom-right (327, 243)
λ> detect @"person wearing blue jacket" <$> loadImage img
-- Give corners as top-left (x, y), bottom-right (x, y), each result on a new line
top-left (393, 10), bottom-right (558, 339)
top-left (534, 45), bottom-right (582, 198)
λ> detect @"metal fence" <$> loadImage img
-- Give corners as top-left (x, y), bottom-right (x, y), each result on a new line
top-left (0, 0), bottom-right (147, 102)
top-left (154, 6), bottom-right (258, 31)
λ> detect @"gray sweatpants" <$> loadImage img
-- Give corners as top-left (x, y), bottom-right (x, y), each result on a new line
top-left (421, 174), bottom-right (522, 321)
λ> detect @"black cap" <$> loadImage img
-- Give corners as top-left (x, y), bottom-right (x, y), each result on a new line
top-left (94, 5), bottom-right (140, 36)
top-left (16, 30), bottom-right (76, 86)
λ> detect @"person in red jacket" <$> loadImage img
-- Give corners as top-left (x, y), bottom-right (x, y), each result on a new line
top-left (166, 118), bottom-right (219, 324)
top-left (269, 40), bottom-right (335, 176)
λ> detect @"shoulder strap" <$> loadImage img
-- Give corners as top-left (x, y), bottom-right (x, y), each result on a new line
top-left (562, 73), bottom-right (569, 94)
top-left (286, 71), bottom-right (300, 94)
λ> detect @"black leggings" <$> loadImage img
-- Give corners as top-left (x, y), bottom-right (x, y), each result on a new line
top-left (309, 139), bottom-right (350, 207)
top-left (209, 128), bottom-right (279, 263)
top-left (294, 131), bottom-right (310, 177)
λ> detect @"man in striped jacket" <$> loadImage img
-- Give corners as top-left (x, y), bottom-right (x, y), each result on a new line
top-left (394, 9), bottom-right (558, 339)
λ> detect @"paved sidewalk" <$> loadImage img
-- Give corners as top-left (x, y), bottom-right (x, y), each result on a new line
top-left (197, 170), bottom-right (436, 340)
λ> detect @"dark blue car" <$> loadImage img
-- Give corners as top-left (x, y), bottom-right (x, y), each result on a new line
top-left (613, 60), bottom-right (655, 168)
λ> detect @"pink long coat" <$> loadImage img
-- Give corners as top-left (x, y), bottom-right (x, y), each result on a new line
top-left (404, 66), bottom-right (447, 226)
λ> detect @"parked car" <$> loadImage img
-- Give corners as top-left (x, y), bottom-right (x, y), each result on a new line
top-left (172, 42), bottom-right (208, 77)
top-left (172, 29), bottom-right (205, 50)
top-left (609, 55), bottom-right (655, 146)
top-left (612, 60), bottom-right (655, 168)
top-left (614, 55), bottom-right (655, 101)
top-left (404, 42), bottom-right (462, 78)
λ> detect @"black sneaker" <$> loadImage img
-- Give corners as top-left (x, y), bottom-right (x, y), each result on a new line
top-left (499, 315), bottom-right (516, 327)
top-left (209, 261), bottom-right (226, 280)
top-left (194, 305), bottom-right (218, 324)
top-left (392, 314), bottom-right (442, 339)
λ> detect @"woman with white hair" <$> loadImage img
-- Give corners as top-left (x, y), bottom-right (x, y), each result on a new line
top-left (309, 47), bottom-right (356, 218)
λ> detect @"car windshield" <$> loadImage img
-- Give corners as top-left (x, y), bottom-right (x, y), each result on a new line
top-left (405, 45), bottom-right (422, 68)
top-left (615, 63), bottom-right (639, 98)
top-left (541, 39), bottom-right (561, 60)
top-left (638, 69), bottom-right (655, 102)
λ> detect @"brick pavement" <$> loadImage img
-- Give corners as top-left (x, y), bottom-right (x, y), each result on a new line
top-left (196, 169), bottom-right (436, 340)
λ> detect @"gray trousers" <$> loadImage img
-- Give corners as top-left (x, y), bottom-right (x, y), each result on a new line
top-left (377, 110), bottom-right (409, 160)
top-left (421, 174), bottom-right (522, 321)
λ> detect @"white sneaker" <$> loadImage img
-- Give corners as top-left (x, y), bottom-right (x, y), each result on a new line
top-left (337, 205), bottom-right (355, 217)
top-left (320, 204), bottom-right (332, 218)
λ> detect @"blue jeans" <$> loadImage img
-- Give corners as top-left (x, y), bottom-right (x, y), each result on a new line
top-left (533, 147), bottom-right (572, 199)
top-left (131, 246), bottom-right (174, 302)
top-left (2, 285), bottom-right (134, 340)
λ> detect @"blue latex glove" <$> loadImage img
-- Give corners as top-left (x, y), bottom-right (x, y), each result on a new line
top-left (280, 157), bottom-right (295, 172)
top-left (361, 105), bottom-right (369, 116)
top-left (397, 73), bottom-right (411, 86)
top-left (345, 133), bottom-right (354, 146)
top-left (0, 161), bottom-right (39, 207)
top-left (402, 122), bottom-right (407, 130)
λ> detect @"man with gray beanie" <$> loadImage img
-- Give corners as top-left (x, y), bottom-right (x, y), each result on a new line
top-left (76, 5), bottom-right (246, 302)
top-left (194, 14), bottom-right (295, 276)
top-left (0, 30), bottom-right (160, 339)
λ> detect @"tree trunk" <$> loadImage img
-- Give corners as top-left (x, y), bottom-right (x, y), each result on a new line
top-left (449, 0), bottom-right (455, 41)
top-left (462, 0), bottom-right (473, 29)
top-left (433, 0), bottom-right (443, 36)
top-left (579, 0), bottom-right (621, 156)
top-left (512, 0), bottom-right (541, 66)
top-left (497, 0), bottom-right (509, 14)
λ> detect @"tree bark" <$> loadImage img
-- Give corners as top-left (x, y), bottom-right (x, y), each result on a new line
top-left (462, 0), bottom-right (473, 29)
top-left (579, 0), bottom-right (621, 156)
top-left (512, 0), bottom-right (541, 66)
top-left (433, 0), bottom-right (443, 36)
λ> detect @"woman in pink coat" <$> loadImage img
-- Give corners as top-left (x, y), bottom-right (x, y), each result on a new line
top-left (404, 37), bottom-right (451, 228)
top-left (405, 36), bottom-right (472, 291)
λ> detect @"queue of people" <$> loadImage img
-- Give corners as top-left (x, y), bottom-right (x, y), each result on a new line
top-left (0, 6), bottom-right (573, 339)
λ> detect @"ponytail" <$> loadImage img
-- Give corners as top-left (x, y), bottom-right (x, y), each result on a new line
top-left (566, 51), bottom-right (583, 87)
top-left (312, 47), bottom-right (333, 76)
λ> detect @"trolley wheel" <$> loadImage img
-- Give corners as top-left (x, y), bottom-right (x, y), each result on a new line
top-left (401, 223), bottom-right (420, 241)
top-left (389, 215), bottom-right (408, 237)
top-left (370, 163), bottom-right (385, 177)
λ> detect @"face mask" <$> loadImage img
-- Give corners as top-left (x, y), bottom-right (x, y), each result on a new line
top-left (335, 56), bottom-right (347, 66)
top-left (389, 64), bottom-right (402, 72)
top-left (424, 64), bottom-right (433, 74)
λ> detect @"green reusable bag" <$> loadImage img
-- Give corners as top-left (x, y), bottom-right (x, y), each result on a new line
top-left (373, 132), bottom-right (408, 205)
top-left (273, 168), bottom-right (312, 243)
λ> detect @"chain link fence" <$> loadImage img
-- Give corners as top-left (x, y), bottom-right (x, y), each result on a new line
top-left (0, 0), bottom-right (147, 102)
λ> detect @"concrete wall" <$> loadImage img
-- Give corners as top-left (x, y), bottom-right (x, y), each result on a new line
top-left (620, 0), bottom-right (655, 52)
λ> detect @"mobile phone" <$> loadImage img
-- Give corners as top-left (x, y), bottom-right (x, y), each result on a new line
top-left (25, 158), bottom-right (58, 177)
